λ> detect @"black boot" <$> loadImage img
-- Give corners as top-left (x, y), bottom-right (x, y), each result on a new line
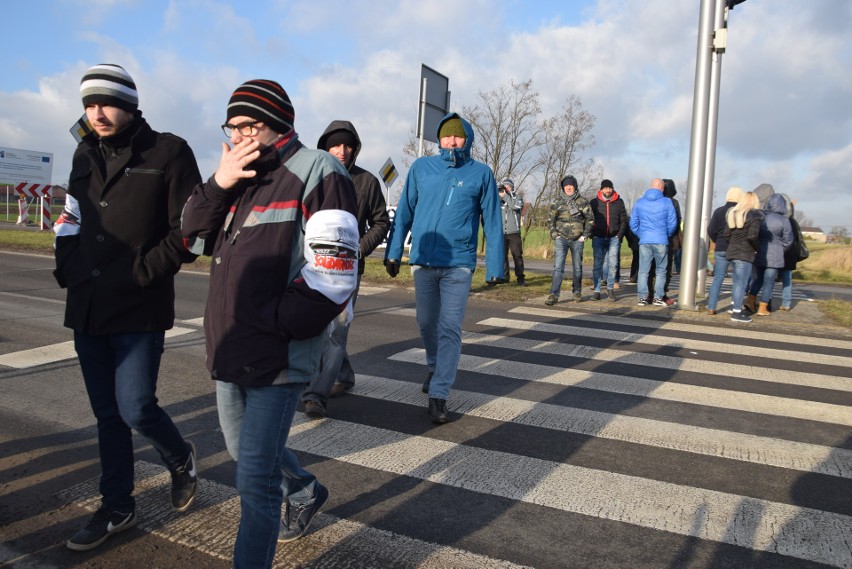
top-left (428, 398), bottom-right (449, 424)
top-left (422, 371), bottom-right (433, 394)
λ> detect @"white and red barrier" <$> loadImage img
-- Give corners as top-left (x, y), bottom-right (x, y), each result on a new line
top-left (15, 183), bottom-right (53, 230)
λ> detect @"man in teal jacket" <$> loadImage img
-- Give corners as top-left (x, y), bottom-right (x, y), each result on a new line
top-left (385, 112), bottom-right (504, 424)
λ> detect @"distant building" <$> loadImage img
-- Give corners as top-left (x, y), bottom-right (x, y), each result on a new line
top-left (800, 226), bottom-right (826, 243)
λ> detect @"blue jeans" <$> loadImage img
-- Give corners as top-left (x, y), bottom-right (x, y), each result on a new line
top-left (592, 236), bottom-right (619, 292)
top-left (550, 237), bottom-right (585, 297)
top-left (412, 266), bottom-right (473, 400)
top-left (730, 259), bottom-right (753, 311)
top-left (706, 250), bottom-right (729, 310)
top-left (780, 269), bottom-right (793, 308)
top-left (217, 381), bottom-right (319, 569)
top-left (303, 278), bottom-right (360, 407)
top-left (749, 266), bottom-right (780, 303)
top-left (74, 331), bottom-right (189, 513)
top-left (638, 244), bottom-right (668, 300)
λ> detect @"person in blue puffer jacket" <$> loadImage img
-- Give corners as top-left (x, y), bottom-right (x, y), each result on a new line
top-left (629, 178), bottom-right (677, 306)
top-left (384, 112), bottom-right (504, 424)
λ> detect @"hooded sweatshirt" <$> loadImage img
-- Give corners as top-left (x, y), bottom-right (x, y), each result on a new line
top-left (590, 189), bottom-right (628, 239)
top-left (317, 120), bottom-right (390, 274)
top-left (385, 113), bottom-right (504, 281)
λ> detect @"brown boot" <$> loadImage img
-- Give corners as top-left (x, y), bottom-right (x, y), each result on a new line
top-left (756, 302), bottom-right (771, 316)
top-left (744, 294), bottom-right (757, 314)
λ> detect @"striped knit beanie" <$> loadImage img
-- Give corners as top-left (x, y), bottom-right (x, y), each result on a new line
top-left (227, 79), bottom-right (295, 136)
top-left (80, 64), bottom-right (138, 112)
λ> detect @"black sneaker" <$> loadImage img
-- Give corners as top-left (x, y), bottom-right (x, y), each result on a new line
top-left (607, 289), bottom-right (616, 302)
top-left (573, 292), bottom-right (582, 302)
top-left (303, 400), bottom-right (326, 420)
top-left (428, 398), bottom-right (450, 424)
top-left (652, 297), bottom-right (667, 306)
top-left (66, 507), bottom-right (137, 551)
top-left (637, 297), bottom-right (648, 306)
top-left (422, 371), bottom-right (433, 394)
top-left (517, 277), bottom-right (527, 287)
top-left (171, 442), bottom-right (197, 512)
top-left (731, 310), bottom-right (752, 323)
top-left (278, 483), bottom-right (329, 543)
top-left (592, 292), bottom-right (601, 301)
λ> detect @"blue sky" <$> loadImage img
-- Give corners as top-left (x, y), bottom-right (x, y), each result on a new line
top-left (2, 0), bottom-right (851, 231)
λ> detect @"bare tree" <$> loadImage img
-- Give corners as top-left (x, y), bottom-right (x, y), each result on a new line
top-left (828, 225), bottom-right (849, 244)
top-left (523, 95), bottom-right (599, 234)
top-left (793, 209), bottom-right (814, 228)
top-left (400, 127), bottom-right (437, 168)
top-left (463, 79), bottom-right (543, 189)
top-left (617, 177), bottom-right (648, 214)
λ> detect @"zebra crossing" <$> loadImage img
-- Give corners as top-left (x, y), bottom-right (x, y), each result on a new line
top-left (58, 291), bottom-right (851, 568)
top-left (656, 271), bottom-right (814, 302)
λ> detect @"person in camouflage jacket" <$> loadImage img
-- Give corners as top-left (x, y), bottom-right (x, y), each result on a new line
top-left (545, 175), bottom-right (594, 305)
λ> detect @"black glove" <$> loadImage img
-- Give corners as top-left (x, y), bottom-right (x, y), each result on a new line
top-left (385, 259), bottom-right (400, 278)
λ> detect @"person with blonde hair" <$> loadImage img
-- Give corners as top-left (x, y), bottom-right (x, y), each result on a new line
top-left (745, 193), bottom-right (793, 316)
top-left (705, 186), bottom-right (745, 314)
top-left (723, 192), bottom-right (762, 323)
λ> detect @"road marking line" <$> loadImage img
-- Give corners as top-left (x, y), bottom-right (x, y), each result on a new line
top-left (512, 306), bottom-right (852, 350)
top-left (390, 348), bottom-right (852, 426)
top-left (461, 330), bottom-right (851, 393)
top-left (287, 418), bottom-right (852, 568)
top-left (352, 374), bottom-right (852, 478)
top-left (480, 316), bottom-right (852, 368)
top-left (58, 461), bottom-right (532, 569)
top-left (0, 327), bottom-right (195, 369)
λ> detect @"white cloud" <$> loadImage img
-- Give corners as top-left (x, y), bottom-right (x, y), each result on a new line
top-left (1, 0), bottom-right (849, 229)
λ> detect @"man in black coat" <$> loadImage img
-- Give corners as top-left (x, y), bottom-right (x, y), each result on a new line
top-left (54, 64), bottom-right (201, 552)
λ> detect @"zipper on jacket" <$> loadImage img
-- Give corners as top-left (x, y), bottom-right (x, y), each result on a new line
top-left (446, 185), bottom-right (455, 205)
top-left (124, 167), bottom-right (163, 176)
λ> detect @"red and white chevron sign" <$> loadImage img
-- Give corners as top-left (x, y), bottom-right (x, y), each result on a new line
top-left (15, 182), bottom-right (54, 230)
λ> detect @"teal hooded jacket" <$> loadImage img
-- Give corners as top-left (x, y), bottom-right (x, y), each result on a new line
top-left (385, 113), bottom-right (504, 281)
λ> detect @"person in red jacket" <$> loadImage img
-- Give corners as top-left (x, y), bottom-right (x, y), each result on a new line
top-left (589, 179), bottom-right (628, 301)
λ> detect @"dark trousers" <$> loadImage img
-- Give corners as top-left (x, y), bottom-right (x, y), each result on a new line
top-left (503, 233), bottom-right (525, 280)
top-left (75, 330), bottom-right (189, 512)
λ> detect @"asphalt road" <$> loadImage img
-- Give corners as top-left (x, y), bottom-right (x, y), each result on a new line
top-left (1, 251), bottom-right (850, 568)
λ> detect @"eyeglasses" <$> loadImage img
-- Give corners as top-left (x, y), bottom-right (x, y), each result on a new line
top-left (221, 121), bottom-right (262, 138)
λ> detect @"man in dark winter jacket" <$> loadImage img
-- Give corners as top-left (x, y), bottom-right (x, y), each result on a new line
top-left (302, 120), bottom-right (390, 419)
top-left (545, 175), bottom-right (594, 305)
top-left (54, 64), bottom-right (201, 552)
top-left (181, 79), bottom-right (358, 566)
top-left (630, 178), bottom-right (677, 306)
top-left (589, 179), bottom-right (627, 301)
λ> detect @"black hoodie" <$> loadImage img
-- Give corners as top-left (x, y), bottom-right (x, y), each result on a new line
top-left (317, 121), bottom-right (390, 273)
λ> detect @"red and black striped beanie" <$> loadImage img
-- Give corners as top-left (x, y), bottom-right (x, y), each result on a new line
top-left (227, 79), bottom-right (295, 136)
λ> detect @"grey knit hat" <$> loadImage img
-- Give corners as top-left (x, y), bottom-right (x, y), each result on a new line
top-left (80, 64), bottom-right (138, 112)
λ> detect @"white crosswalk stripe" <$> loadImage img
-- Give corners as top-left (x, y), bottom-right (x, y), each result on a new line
top-left (60, 301), bottom-right (852, 568)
